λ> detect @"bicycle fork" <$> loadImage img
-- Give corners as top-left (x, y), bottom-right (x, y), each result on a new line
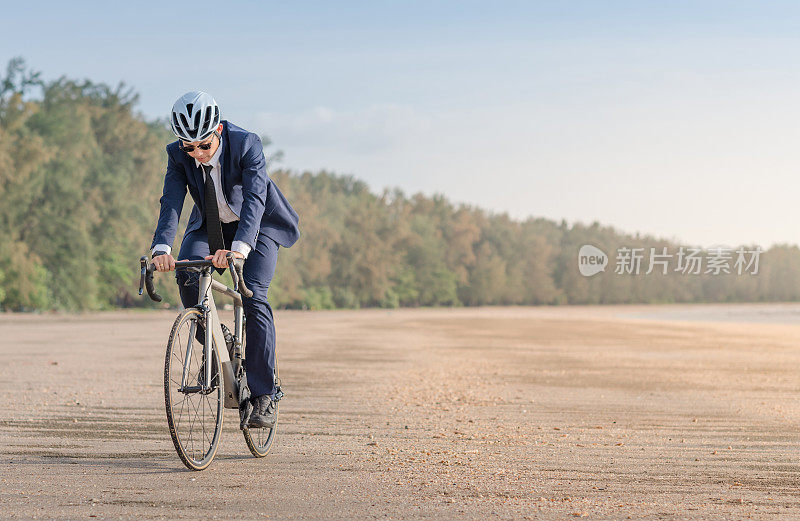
top-left (179, 317), bottom-right (202, 394)
top-left (178, 277), bottom-right (215, 395)
top-left (178, 307), bottom-right (215, 394)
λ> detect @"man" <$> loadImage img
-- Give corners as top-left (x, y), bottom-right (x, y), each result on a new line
top-left (150, 91), bottom-right (299, 428)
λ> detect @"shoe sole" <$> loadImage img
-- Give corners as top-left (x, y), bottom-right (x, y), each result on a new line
top-left (247, 417), bottom-right (276, 429)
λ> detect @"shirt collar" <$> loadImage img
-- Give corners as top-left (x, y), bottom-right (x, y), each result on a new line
top-left (194, 136), bottom-right (223, 169)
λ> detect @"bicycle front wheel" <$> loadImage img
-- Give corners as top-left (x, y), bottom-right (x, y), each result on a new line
top-left (164, 308), bottom-right (223, 471)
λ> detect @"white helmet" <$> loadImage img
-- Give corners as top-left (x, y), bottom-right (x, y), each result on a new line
top-left (170, 91), bottom-right (221, 142)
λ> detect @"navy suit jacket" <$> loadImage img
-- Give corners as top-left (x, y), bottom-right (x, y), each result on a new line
top-left (150, 121), bottom-right (300, 252)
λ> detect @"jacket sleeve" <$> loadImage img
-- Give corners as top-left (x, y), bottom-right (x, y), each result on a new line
top-left (150, 147), bottom-right (188, 250)
top-left (232, 134), bottom-right (268, 250)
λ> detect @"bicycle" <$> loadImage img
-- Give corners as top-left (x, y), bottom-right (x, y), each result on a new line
top-left (138, 253), bottom-right (283, 471)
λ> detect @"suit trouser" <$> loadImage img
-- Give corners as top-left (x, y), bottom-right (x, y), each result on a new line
top-left (176, 221), bottom-right (279, 398)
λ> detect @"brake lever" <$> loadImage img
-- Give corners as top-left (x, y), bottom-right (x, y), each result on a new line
top-left (139, 257), bottom-right (147, 295)
top-left (226, 252), bottom-right (253, 298)
top-left (138, 256), bottom-right (162, 302)
top-left (226, 252), bottom-right (239, 291)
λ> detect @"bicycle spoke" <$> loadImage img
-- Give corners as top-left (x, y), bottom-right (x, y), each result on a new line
top-left (188, 388), bottom-right (202, 453)
top-left (202, 395), bottom-right (212, 448)
top-left (172, 393), bottom-right (189, 410)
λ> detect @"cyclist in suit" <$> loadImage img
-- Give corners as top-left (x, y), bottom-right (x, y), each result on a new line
top-left (150, 91), bottom-right (299, 428)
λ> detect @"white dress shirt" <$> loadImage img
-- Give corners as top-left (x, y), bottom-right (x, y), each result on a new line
top-left (152, 138), bottom-right (252, 258)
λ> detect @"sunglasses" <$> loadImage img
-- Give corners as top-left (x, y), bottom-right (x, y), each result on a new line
top-left (179, 131), bottom-right (219, 153)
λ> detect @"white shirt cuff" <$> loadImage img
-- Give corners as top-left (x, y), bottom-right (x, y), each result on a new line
top-left (152, 244), bottom-right (172, 256)
top-left (231, 240), bottom-right (251, 259)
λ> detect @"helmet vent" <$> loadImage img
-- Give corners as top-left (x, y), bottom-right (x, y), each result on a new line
top-left (202, 106), bottom-right (212, 129)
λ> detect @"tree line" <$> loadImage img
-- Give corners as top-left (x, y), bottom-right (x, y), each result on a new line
top-left (2, 58), bottom-right (799, 311)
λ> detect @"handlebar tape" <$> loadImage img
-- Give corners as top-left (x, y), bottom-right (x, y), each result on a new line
top-left (145, 265), bottom-right (162, 302)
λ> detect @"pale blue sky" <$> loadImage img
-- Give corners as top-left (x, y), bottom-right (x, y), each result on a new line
top-left (3, 1), bottom-right (800, 247)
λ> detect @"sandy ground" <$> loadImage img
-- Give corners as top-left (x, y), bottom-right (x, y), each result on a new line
top-left (3, 304), bottom-right (800, 520)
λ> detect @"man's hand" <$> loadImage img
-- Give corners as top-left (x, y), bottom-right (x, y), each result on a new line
top-left (152, 253), bottom-right (176, 272)
top-left (205, 249), bottom-right (244, 269)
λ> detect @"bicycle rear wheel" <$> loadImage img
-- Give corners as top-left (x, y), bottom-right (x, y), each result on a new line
top-left (243, 364), bottom-right (280, 457)
top-left (164, 308), bottom-right (223, 470)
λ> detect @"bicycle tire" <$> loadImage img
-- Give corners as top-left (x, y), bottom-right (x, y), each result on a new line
top-left (242, 360), bottom-right (279, 457)
top-left (164, 308), bottom-right (224, 471)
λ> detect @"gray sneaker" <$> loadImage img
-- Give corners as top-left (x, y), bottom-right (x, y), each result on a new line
top-left (247, 394), bottom-right (277, 429)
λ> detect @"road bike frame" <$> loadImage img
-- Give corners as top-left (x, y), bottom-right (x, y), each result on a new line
top-left (140, 255), bottom-right (252, 409)
top-left (191, 266), bottom-right (242, 408)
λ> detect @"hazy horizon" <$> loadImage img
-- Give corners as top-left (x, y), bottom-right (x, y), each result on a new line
top-left (4, 1), bottom-right (800, 249)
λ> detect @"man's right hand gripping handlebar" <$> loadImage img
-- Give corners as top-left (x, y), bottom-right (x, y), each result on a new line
top-left (152, 252), bottom-right (176, 273)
